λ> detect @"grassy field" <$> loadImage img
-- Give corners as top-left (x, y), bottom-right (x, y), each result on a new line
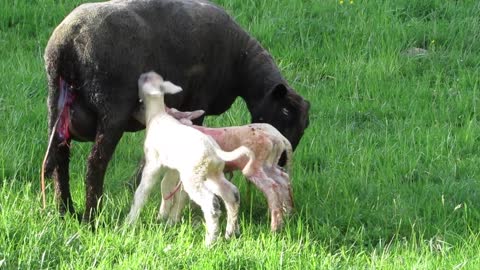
top-left (1, 0), bottom-right (480, 268)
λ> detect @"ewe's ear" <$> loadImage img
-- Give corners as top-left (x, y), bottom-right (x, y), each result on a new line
top-left (161, 81), bottom-right (182, 94)
top-left (271, 84), bottom-right (287, 99)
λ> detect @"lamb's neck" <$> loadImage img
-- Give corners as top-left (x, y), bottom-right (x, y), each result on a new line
top-left (144, 96), bottom-right (168, 123)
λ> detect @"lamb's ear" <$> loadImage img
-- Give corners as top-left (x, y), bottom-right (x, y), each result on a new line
top-left (161, 81), bottom-right (183, 94)
top-left (187, 110), bottom-right (205, 120)
top-left (271, 84), bottom-right (288, 99)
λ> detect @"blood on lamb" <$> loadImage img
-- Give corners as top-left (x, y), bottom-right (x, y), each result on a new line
top-left (160, 122), bottom-right (295, 232)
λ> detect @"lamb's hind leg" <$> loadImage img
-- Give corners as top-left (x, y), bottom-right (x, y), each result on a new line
top-left (181, 172), bottom-right (221, 247)
top-left (205, 173), bottom-right (241, 239)
top-left (266, 166), bottom-right (294, 215)
top-left (247, 169), bottom-right (284, 232)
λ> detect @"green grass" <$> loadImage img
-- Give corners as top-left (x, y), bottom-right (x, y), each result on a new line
top-left (2, 0), bottom-right (480, 268)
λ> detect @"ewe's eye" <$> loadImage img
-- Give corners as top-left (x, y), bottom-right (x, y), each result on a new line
top-left (282, 108), bottom-right (289, 116)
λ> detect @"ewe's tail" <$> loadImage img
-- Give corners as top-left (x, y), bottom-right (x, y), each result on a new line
top-left (214, 146), bottom-right (255, 176)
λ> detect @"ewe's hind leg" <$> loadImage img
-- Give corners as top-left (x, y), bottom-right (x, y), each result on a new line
top-left (181, 172), bottom-right (221, 247)
top-left (83, 125), bottom-right (124, 222)
top-left (205, 173), bottom-right (241, 239)
top-left (126, 164), bottom-right (164, 224)
top-left (45, 79), bottom-right (74, 215)
top-left (51, 139), bottom-right (75, 216)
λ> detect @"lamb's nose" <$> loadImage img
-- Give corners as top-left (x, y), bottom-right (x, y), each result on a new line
top-left (139, 74), bottom-right (149, 83)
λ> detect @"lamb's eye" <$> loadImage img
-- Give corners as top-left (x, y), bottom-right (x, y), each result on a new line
top-left (282, 108), bottom-right (289, 116)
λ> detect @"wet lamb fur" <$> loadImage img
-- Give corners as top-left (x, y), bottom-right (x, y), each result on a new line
top-left (43, 0), bottom-right (310, 221)
top-left (134, 104), bottom-right (295, 231)
top-left (160, 123), bottom-right (295, 232)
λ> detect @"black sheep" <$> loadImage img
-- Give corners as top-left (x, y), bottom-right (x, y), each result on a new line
top-left (42, 0), bottom-right (310, 222)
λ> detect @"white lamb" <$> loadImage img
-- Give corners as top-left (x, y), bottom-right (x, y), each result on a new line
top-left (126, 71), bottom-right (253, 246)
top-left (134, 102), bottom-right (294, 232)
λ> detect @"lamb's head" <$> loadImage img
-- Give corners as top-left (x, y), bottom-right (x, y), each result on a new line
top-left (138, 71), bottom-right (183, 101)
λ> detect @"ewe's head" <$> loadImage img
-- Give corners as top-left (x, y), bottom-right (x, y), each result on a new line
top-left (138, 71), bottom-right (182, 101)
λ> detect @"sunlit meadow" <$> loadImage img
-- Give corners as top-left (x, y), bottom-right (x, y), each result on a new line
top-left (1, 0), bottom-right (480, 268)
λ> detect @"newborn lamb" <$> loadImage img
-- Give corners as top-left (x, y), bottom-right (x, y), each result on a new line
top-left (126, 71), bottom-right (253, 246)
top-left (159, 122), bottom-right (294, 232)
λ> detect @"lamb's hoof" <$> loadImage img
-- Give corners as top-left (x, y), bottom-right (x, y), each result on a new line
top-left (270, 209), bottom-right (284, 232)
top-left (225, 226), bottom-right (240, 240)
top-left (124, 212), bottom-right (140, 227)
top-left (271, 222), bottom-right (283, 233)
top-left (156, 216), bottom-right (180, 227)
top-left (156, 211), bottom-right (169, 222)
top-left (205, 234), bottom-right (219, 248)
top-left (282, 202), bottom-right (295, 216)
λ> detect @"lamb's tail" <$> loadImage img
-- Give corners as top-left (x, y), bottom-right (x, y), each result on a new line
top-left (214, 146), bottom-right (255, 176)
top-left (269, 127), bottom-right (293, 174)
top-left (282, 137), bottom-right (293, 174)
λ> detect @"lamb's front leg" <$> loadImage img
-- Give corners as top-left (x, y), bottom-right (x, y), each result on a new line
top-left (158, 170), bottom-right (187, 223)
top-left (126, 164), bottom-right (163, 225)
top-left (168, 189), bottom-right (189, 223)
